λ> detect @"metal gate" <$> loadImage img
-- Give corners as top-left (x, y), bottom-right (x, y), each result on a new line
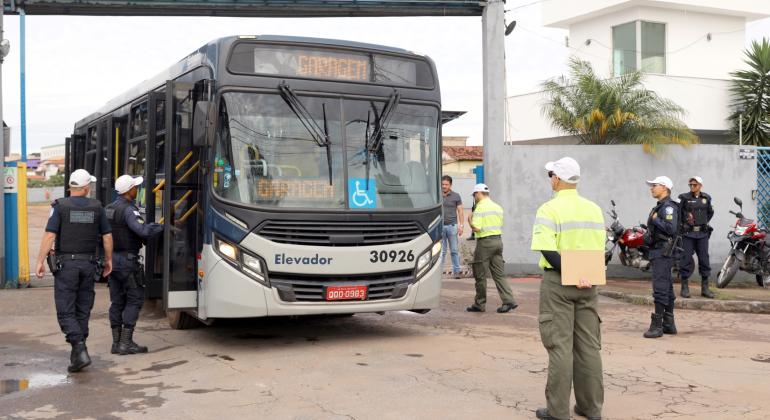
top-left (756, 147), bottom-right (770, 227)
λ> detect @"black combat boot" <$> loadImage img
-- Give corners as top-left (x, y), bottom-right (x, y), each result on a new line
top-left (644, 304), bottom-right (665, 338)
top-left (111, 327), bottom-right (121, 354)
top-left (68, 341), bottom-right (92, 372)
top-left (701, 277), bottom-right (715, 299)
top-left (663, 310), bottom-right (677, 335)
top-left (118, 327), bottom-right (148, 355)
top-left (680, 278), bottom-right (691, 298)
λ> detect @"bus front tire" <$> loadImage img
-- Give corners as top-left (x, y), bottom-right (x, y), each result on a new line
top-left (167, 310), bottom-right (200, 330)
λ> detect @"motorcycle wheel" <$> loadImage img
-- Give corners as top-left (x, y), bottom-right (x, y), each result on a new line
top-left (757, 274), bottom-right (770, 288)
top-left (716, 255), bottom-right (738, 288)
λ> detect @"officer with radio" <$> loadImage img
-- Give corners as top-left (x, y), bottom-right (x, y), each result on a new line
top-left (677, 176), bottom-right (715, 299)
top-left (643, 176), bottom-right (680, 339)
top-left (106, 174), bottom-right (164, 355)
top-left (34, 169), bottom-right (113, 372)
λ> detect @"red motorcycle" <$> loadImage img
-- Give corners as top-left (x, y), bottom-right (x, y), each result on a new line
top-left (605, 200), bottom-right (650, 270)
top-left (716, 197), bottom-right (770, 288)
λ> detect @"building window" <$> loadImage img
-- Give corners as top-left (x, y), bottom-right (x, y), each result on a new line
top-left (613, 20), bottom-right (666, 76)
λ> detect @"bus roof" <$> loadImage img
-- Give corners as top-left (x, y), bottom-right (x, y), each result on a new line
top-left (73, 35), bottom-right (426, 129)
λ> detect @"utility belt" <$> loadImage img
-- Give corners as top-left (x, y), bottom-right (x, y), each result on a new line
top-left (117, 252), bottom-right (145, 288)
top-left (48, 253), bottom-right (103, 280)
top-left (684, 224), bottom-right (710, 233)
top-left (478, 234), bottom-right (501, 240)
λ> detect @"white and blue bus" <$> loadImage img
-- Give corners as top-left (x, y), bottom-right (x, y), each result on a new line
top-left (66, 36), bottom-right (444, 328)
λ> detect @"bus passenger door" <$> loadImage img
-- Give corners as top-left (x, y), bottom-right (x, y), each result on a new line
top-left (145, 92), bottom-right (166, 299)
top-left (162, 81), bottom-right (201, 310)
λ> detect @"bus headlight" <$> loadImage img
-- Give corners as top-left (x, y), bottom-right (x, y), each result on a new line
top-left (214, 235), bottom-right (269, 286)
top-left (217, 239), bottom-right (238, 262)
top-left (415, 241), bottom-right (441, 280)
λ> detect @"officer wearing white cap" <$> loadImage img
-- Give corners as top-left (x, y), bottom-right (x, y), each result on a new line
top-left (34, 169), bottom-right (113, 372)
top-left (105, 174), bottom-right (163, 356)
top-left (531, 157), bottom-right (605, 420)
top-left (677, 176), bottom-right (715, 299)
top-left (466, 183), bottom-right (517, 313)
top-left (643, 175), bottom-right (680, 338)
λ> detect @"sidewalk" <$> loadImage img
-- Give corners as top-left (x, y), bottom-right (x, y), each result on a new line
top-left (599, 278), bottom-right (770, 313)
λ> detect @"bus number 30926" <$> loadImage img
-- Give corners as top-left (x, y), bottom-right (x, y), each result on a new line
top-left (369, 250), bottom-right (415, 263)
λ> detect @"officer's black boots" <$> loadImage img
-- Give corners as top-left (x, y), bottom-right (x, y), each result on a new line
top-left (663, 311), bottom-right (677, 335)
top-left (118, 327), bottom-right (148, 355)
top-left (644, 304), bottom-right (665, 338)
top-left (111, 327), bottom-right (121, 354)
top-left (68, 341), bottom-right (92, 372)
top-left (680, 278), bottom-right (691, 298)
top-left (701, 277), bottom-right (715, 299)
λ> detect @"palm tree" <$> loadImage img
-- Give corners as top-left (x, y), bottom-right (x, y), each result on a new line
top-left (541, 57), bottom-right (698, 153)
top-left (729, 38), bottom-right (770, 146)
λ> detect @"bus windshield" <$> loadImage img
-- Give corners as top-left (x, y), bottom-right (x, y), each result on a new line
top-left (213, 91), bottom-right (439, 210)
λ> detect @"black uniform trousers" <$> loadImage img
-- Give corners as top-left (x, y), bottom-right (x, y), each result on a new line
top-left (108, 271), bottom-right (145, 329)
top-left (651, 255), bottom-right (676, 309)
top-left (679, 233), bottom-right (710, 280)
top-left (54, 260), bottom-right (97, 343)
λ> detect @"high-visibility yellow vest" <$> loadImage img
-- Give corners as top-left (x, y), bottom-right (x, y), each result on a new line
top-left (530, 189), bottom-right (605, 269)
top-left (472, 197), bottom-right (504, 238)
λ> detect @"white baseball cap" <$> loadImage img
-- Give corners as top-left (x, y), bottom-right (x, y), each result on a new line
top-left (68, 169), bottom-right (96, 188)
top-left (646, 176), bottom-right (673, 189)
top-left (115, 175), bottom-right (144, 194)
top-left (472, 183), bottom-right (490, 193)
top-left (689, 176), bottom-right (703, 185)
top-left (545, 157), bottom-right (580, 184)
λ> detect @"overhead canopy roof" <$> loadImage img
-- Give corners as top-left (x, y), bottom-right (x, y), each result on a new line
top-left (4, 0), bottom-right (486, 16)
top-left (441, 111), bottom-right (466, 125)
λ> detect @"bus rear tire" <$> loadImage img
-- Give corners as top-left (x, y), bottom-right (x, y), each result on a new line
top-left (167, 310), bottom-right (200, 330)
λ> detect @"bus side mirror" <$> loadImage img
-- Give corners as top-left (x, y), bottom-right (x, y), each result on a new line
top-left (193, 100), bottom-right (213, 147)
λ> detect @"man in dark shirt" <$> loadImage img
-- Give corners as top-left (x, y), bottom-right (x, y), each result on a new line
top-left (35, 169), bottom-right (113, 372)
top-left (441, 175), bottom-right (464, 278)
top-left (677, 176), bottom-right (715, 299)
top-left (107, 175), bottom-right (164, 355)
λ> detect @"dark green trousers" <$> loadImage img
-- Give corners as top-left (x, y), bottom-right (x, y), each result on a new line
top-left (471, 236), bottom-right (515, 308)
top-left (539, 270), bottom-right (604, 420)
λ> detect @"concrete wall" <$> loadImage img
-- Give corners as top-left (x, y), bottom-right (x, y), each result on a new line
top-left (447, 176), bottom-right (476, 212)
top-left (27, 187), bottom-right (64, 204)
top-left (484, 144), bottom-right (757, 277)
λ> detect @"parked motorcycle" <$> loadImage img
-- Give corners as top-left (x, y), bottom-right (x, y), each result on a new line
top-left (605, 200), bottom-right (651, 270)
top-left (716, 197), bottom-right (770, 288)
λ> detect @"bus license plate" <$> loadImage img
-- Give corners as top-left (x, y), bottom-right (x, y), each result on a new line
top-left (325, 285), bottom-right (368, 301)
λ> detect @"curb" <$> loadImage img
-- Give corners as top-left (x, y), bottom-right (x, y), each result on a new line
top-left (599, 290), bottom-right (770, 314)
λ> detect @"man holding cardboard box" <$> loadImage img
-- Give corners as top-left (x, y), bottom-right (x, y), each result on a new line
top-left (530, 157), bottom-right (605, 420)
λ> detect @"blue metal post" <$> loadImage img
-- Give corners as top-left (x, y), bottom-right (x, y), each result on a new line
top-left (20, 8), bottom-right (26, 163)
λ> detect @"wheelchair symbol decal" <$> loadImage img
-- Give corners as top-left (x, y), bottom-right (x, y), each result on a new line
top-left (349, 178), bottom-right (376, 209)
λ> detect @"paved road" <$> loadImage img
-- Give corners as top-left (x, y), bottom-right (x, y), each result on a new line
top-left (2, 277), bottom-right (770, 420)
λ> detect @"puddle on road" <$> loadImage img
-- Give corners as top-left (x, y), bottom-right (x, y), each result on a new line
top-left (0, 373), bottom-right (71, 396)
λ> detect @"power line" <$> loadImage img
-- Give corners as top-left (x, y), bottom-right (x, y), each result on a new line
top-left (508, 0), bottom-right (552, 11)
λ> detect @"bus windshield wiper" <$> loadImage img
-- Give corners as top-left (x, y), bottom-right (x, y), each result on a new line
top-left (364, 90), bottom-right (400, 188)
top-left (278, 82), bottom-right (333, 185)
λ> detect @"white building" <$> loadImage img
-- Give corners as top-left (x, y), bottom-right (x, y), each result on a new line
top-left (507, 0), bottom-right (770, 144)
top-left (40, 143), bottom-right (65, 160)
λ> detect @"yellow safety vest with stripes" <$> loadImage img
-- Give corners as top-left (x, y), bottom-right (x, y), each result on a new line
top-left (472, 197), bottom-right (504, 238)
top-left (530, 189), bottom-right (605, 269)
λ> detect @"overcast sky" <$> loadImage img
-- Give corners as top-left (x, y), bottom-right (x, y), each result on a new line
top-left (1, 1), bottom-right (768, 153)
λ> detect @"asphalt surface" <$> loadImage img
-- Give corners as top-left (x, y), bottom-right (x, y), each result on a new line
top-left (2, 276), bottom-right (770, 420)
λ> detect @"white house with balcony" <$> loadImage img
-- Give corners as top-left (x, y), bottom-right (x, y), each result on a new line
top-left (507, 0), bottom-right (770, 144)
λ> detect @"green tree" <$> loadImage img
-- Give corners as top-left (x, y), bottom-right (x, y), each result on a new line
top-left (542, 57), bottom-right (698, 153)
top-left (729, 38), bottom-right (770, 146)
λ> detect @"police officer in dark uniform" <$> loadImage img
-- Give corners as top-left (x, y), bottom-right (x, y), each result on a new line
top-left (677, 176), bottom-right (715, 299)
top-left (643, 176), bottom-right (679, 339)
top-left (34, 169), bottom-right (113, 372)
top-left (107, 174), bottom-right (164, 355)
